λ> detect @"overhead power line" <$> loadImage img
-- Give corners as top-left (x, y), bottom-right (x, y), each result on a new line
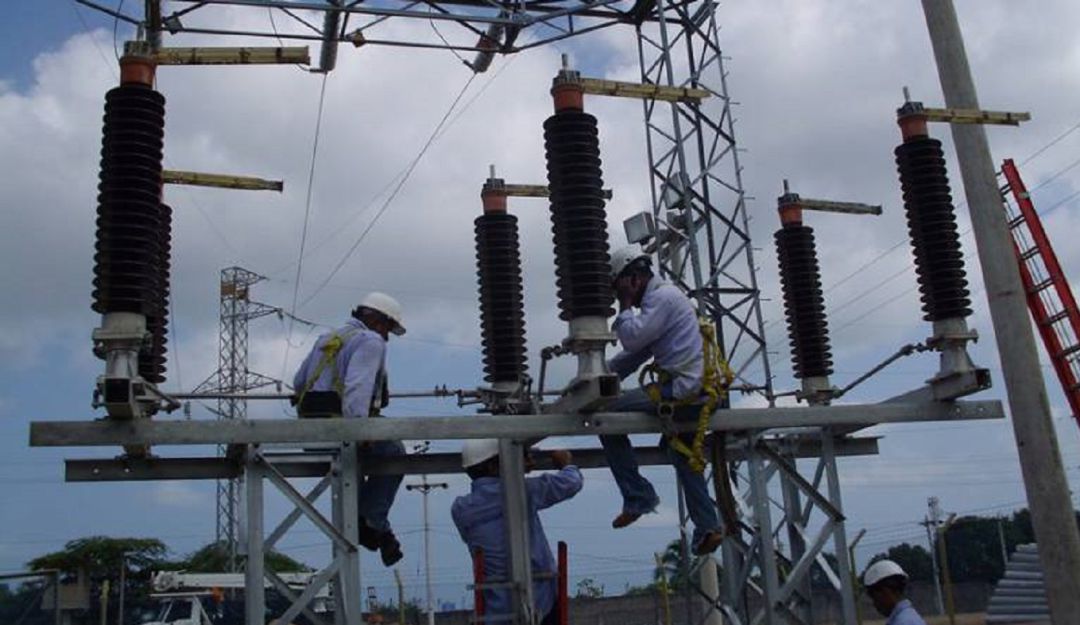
top-left (299, 71), bottom-right (479, 309)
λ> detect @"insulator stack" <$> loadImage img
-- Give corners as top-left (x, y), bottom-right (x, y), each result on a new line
top-left (139, 202), bottom-right (172, 384)
top-left (91, 76), bottom-right (171, 381)
top-left (775, 225), bottom-right (833, 379)
top-left (895, 136), bottom-right (972, 321)
top-left (543, 110), bottom-right (614, 320)
top-left (475, 212), bottom-right (528, 384)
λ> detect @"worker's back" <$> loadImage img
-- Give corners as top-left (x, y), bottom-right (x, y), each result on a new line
top-left (451, 467), bottom-right (582, 621)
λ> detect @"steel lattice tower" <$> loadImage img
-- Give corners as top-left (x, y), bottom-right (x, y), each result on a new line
top-left (193, 267), bottom-right (281, 571)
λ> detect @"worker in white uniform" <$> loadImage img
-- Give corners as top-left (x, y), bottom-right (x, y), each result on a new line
top-left (292, 292), bottom-right (407, 566)
top-left (863, 560), bottom-right (928, 625)
top-left (600, 245), bottom-right (724, 556)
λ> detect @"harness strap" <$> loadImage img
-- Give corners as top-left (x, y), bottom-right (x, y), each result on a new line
top-left (296, 328), bottom-right (361, 413)
top-left (637, 317), bottom-right (734, 473)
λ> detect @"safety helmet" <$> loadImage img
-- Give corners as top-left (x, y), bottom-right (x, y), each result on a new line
top-left (863, 559), bottom-right (907, 588)
top-left (359, 292), bottom-right (406, 336)
top-left (610, 245), bottom-right (651, 282)
top-left (461, 439), bottom-right (500, 469)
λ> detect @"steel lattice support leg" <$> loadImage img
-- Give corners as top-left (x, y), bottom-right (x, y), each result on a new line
top-left (747, 448), bottom-right (781, 625)
top-left (779, 465), bottom-right (812, 625)
top-left (244, 446), bottom-right (266, 625)
top-left (499, 439), bottom-right (536, 625)
top-left (336, 442), bottom-right (363, 625)
top-left (822, 431), bottom-right (857, 625)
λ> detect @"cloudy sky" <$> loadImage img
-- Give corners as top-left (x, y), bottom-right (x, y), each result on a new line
top-left (3, 0), bottom-right (1080, 609)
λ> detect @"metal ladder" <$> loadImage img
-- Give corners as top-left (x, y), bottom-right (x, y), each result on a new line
top-left (1000, 158), bottom-right (1080, 427)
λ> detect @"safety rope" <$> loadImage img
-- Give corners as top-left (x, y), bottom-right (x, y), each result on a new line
top-left (638, 317), bottom-right (734, 473)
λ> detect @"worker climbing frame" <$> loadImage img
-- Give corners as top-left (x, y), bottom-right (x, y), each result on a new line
top-left (35, 2), bottom-right (1026, 625)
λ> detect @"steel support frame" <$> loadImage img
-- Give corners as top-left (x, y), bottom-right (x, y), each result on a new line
top-left (242, 443), bottom-right (362, 625)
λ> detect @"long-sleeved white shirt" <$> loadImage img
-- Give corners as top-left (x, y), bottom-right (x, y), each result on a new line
top-left (293, 318), bottom-right (386, 418)
top-left (608, 277), bottom-right (704, 399)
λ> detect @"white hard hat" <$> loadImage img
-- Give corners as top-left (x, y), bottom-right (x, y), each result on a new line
top-left (360, 292), bottom-right (406, 335)
top-left (461, 439), bottom-right (500, 469)
top-left (863, 560), bottom-right (907, 588)
top-left (610, 245), bottom-right (651, 282)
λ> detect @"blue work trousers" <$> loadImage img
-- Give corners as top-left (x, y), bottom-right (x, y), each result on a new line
top-left (599, 387), bottom-right (721, 549)
top-left (358, 440), bottom-right (406, 532)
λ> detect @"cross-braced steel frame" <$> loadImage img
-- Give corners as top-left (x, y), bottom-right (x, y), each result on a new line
top-left (192, 267), bottom-right (282, 571)
top-left (62, 3), bottom-right (1000, 625)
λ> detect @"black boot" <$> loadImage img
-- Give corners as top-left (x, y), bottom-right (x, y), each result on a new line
top-left (379, 530), bottom-right (404, 567)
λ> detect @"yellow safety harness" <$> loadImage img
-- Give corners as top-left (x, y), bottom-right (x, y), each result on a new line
top-left (638, 317), bottom-right (734, 473)
top-left (296, 328), bottom-right (363, 416)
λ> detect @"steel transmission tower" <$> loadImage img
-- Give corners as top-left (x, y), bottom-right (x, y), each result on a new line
top-left (193, 267), bottom-right (282, 571)
top-left (636, 0), bottom-right (772, 395)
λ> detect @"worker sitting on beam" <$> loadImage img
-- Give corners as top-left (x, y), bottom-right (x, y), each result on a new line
top-left (453, 440), bottom-right (582, 625)
top-left (292, 292), bottom-right (407, 566)
top-left (600, 246), bottom-right (724, 555)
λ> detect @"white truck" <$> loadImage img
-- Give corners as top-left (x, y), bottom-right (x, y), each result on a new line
top-left (146, 571), bottom-right (329, 625)
top-left (142, 592), bottom-right (215, 625)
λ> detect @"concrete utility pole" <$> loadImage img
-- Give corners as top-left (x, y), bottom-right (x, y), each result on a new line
top-left (920, 2), bottom-right (1080, 623)
top-left (406, 475), bottom-right (448, 625)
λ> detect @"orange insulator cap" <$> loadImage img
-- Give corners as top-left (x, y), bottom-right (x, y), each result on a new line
top-left (551, 74), bottom-right (584, 113)
top-left (119, 54), bottom-right (156, 86)
top-left (898, 113), bottom-right (929, 142)
top-left (778, 203), bottom-right (803, 227)
top-left (481, 181), bottom-right (508, 214)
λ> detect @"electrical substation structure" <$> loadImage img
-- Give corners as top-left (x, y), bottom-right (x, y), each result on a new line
top-left (192, 267), bottom-right (284, 572)
top-left (37, 1), bottom-right (1080, 624)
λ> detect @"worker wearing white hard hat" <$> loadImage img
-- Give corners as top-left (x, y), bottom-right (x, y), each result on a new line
top-left (453, 440), bottom-right (582, 625)
top-left (600, 245), bottom-right (724, 556)
top-left (291, 291), bottom-right (407, 567)
top-left (862, 560), bottom-right (927, 625)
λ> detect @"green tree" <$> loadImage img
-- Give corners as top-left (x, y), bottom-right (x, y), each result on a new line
top-left (28, 536), bottom-right (168, 625)
top-left (653, 539), bottom-right (690, 591)
top-left (575, 578), bottom-right (605, 598)
top-left (179, 541), bottom-right (310, 573)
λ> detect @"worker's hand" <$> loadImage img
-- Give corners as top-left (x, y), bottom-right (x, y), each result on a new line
top-left (550, 449), bottom-right (573, 469)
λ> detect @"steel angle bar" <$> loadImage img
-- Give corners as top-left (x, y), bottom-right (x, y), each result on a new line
top-left (62, 438), bottom-right (880, 481)
top-left (799, 458), bottom-right (828, 525)
top-left (265, 569), bottom-right (332, 625)
top-left (757, 444), bottom-right (843, 521)
top-left (31, 400), bottom-right (1005, 447)
top-left (777, 520), bottom-right (837, 604)
top-left (265, 475), bottom-right (332, 550)
top-left (259, 457), bottom-right (354, 553)
top-left (272, 559), bottom-right (342, 625)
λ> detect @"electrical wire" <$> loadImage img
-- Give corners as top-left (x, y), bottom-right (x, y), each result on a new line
top-left (281, 73), bottom-right (332, 381)
top-left (264, 47), bottom-right (520, 281)
top-left (299, 71), bottom-right (479, 308)
top-left (112, 0), bottom-right (125, 61)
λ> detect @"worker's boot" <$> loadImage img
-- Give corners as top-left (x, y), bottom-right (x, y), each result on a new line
top-left (357, 517), bottom-right (381, 552)
top-left (611, 511), bottom-right (643, 528)
top-left (379, 530), bottom-right (404, 567)
top-left (693, 531), bottom-right (724, 556)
